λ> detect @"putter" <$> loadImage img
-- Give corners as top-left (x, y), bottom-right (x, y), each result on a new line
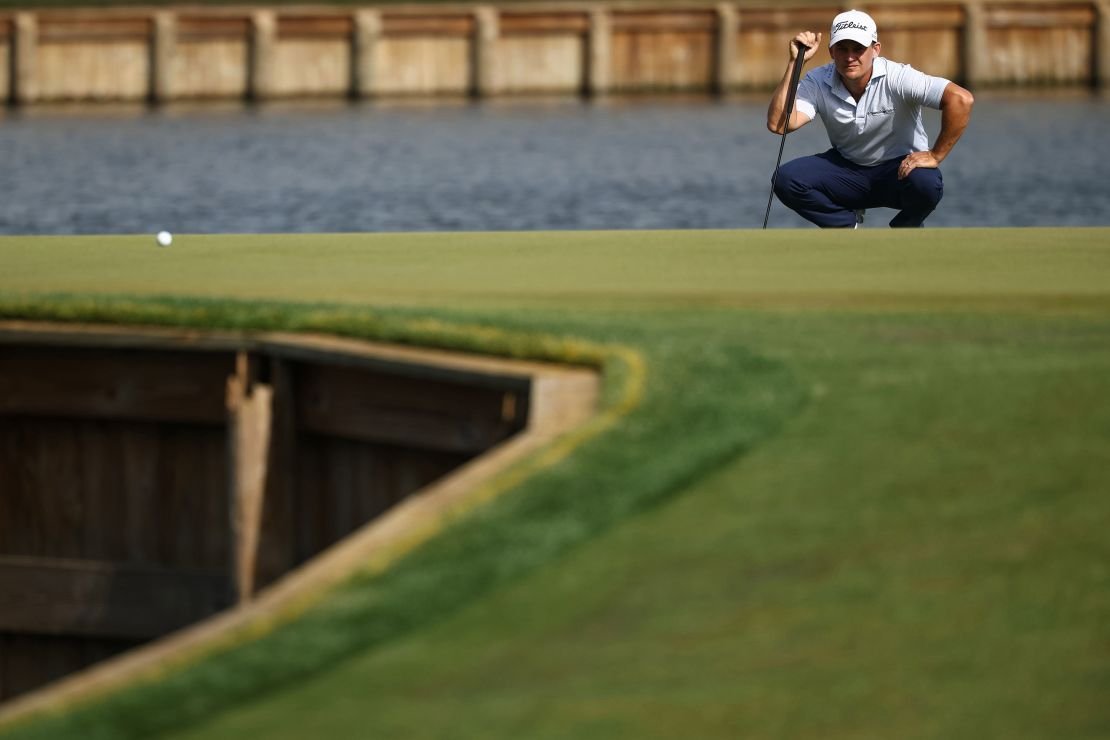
top-left (762, 40), bottom-right (809, 229)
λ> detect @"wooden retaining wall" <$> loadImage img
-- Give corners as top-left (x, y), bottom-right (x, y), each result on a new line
top-left (0, 1), bottom-right (1108, 105)
top-left (0, 322), bottom-right (598, 704)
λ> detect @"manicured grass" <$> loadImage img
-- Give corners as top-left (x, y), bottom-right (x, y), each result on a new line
top-left (3, 229), bottom-right (1108, 313)
top-left (1, 229), bottom-right (1108, 739)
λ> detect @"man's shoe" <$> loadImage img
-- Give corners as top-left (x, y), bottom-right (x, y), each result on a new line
top-left (854, 209), bottom-right (866, 229)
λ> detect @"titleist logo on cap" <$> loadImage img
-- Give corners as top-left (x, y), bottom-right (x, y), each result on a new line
top-left (833, 20), bottom-right (871, 32)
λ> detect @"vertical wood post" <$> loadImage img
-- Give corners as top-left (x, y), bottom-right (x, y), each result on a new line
top-left (352, 10), bottom-right (381, 99)
top-left (249, 9), bottom-right (277, 101)
top-left (473, 6), bottom-right (499, 97)
top-left (715, 3), bottom-right (738, 94)
top-left (962, 0), bottom-right (988, 88)
top-left (227, 352), bottom-right (273, 605)
top-left (251, 358), bottom-right (297, 592)
top-left (12, 13), bottom-right (37, 105)
top-left (587, 6), bottom-right (611, 96)
top-left (1097, 0), bottom-right (1110, 89)
top-left (150, 11), bottom-right (176, 104)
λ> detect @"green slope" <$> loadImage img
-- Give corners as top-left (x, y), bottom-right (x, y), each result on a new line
top-left (1, 228), bottom-right (1108, 739)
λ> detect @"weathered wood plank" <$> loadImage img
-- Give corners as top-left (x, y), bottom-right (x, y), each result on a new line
top-left (294, 361), bottom-right (524, 453)
top-left (0, 346), bottom-right (233, 424)
top-left (176, 15), bottom-right (251, 42)
top-left (0, 633), bottom-right (137, 703)
top-left (739, 7), bottom-right (837, 32)
top-left (985, 3), bottom-right (1096, 28)
top-left (0, 557), bottom-right (229, 640)
top-left (610, 10), bottom-right (717, 32)
top-left (874, 14), bottom-right (964, 80)
top-left (0, 417), bottom-right (230, 567)
top-left (611, 29), bottom-right (715, 90)
top-left (292, 438), bottom-right (467, 563)
top-left (36, 17), bottom-right (149, 43)
top-left (500, 12), bottom-right (590, 35)
top-left (381, 13), bottom-right (474, 36)
top-left (258, 331), bottom-right (536, 393)
top-left (277, 14), bottom-right (353, 39)
top-left (493, 34), bottom-right (585, 92)
top-left (869, 5), bottom-right (966, 31)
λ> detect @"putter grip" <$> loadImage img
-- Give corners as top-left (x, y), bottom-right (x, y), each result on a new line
top-left (783, 41), bottom-right (809, 125)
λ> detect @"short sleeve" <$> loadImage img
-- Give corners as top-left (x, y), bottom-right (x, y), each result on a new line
top-left (793, 71), bottom-right (819, 120)
top-left (889, 63), bottom-right (949, 109)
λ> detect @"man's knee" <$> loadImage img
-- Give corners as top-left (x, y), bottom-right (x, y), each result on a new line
top-left (773, 160), bottom-right (809, 202)
top-left (889, 168), bottom-right (944, 227)
top-left (903, 168), bottom-right (944, 208)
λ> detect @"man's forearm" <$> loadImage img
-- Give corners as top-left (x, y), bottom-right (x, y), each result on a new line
top-left (766, 65), bottom-right (797, 134)
top-left (930, 83), bottom-right (974, 164)
top-left (767, 32), bottom-right (818, 133)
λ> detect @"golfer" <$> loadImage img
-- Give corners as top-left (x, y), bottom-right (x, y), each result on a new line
top-left (767, 10), bottom-right (974, 228)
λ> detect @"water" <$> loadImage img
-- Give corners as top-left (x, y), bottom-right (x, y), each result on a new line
top-left (0, 91), bottom-right (1107, 234)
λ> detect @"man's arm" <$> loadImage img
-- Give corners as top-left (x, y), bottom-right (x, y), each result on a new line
top-left (897, 81), bottom-right (974, 179)
top-left (766, 31), bottom-right (821, 134)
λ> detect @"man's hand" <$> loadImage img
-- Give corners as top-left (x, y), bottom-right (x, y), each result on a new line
top-left (791, 32), bottom-right (821, 62)
top-left (898, 151), bottom-right (939, 180)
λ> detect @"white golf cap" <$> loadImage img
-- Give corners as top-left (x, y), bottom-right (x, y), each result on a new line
top-left (829, 9), bottom-right (878, 48)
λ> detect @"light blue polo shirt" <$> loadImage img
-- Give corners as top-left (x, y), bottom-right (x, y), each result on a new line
top-left (794, 57), bottom-right (950, 166)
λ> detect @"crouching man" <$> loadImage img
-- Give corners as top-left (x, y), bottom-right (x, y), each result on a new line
top-left (767, 9), bottom-right (974, 228)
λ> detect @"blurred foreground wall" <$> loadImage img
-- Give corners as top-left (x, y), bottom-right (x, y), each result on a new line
top-left (0, 323), bottom-right (597, 704)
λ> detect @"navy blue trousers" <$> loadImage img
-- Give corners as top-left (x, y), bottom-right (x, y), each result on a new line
top-left (773, 149), bottom-right (944, 228)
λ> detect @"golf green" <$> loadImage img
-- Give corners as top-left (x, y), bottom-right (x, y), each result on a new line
top-left (1, 227), bottom-right (1108, 739)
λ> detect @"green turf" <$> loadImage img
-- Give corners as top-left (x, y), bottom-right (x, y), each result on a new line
top-left (3, 229), bottom-right (1109, 317)
top-left (1, 228), bottom-right (1108, 739)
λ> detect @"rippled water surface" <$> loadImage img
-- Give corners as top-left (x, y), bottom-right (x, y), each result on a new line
top-left (1, 91), bottom-right (1107, 233)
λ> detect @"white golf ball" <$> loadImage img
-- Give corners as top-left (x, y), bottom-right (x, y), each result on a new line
top-left (156, 230), bottom-right (173, 247)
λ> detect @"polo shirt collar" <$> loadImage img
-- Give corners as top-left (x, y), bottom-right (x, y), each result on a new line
top-left (826, 56), bottom-right (888, 102)
top-left (872, 56), bottom-right (889, 80)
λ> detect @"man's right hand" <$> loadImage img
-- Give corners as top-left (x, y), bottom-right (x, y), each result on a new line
top-left (768, 31), bottom-right (821, 134)
top-left (791, 32), bottom-right (821, 62)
